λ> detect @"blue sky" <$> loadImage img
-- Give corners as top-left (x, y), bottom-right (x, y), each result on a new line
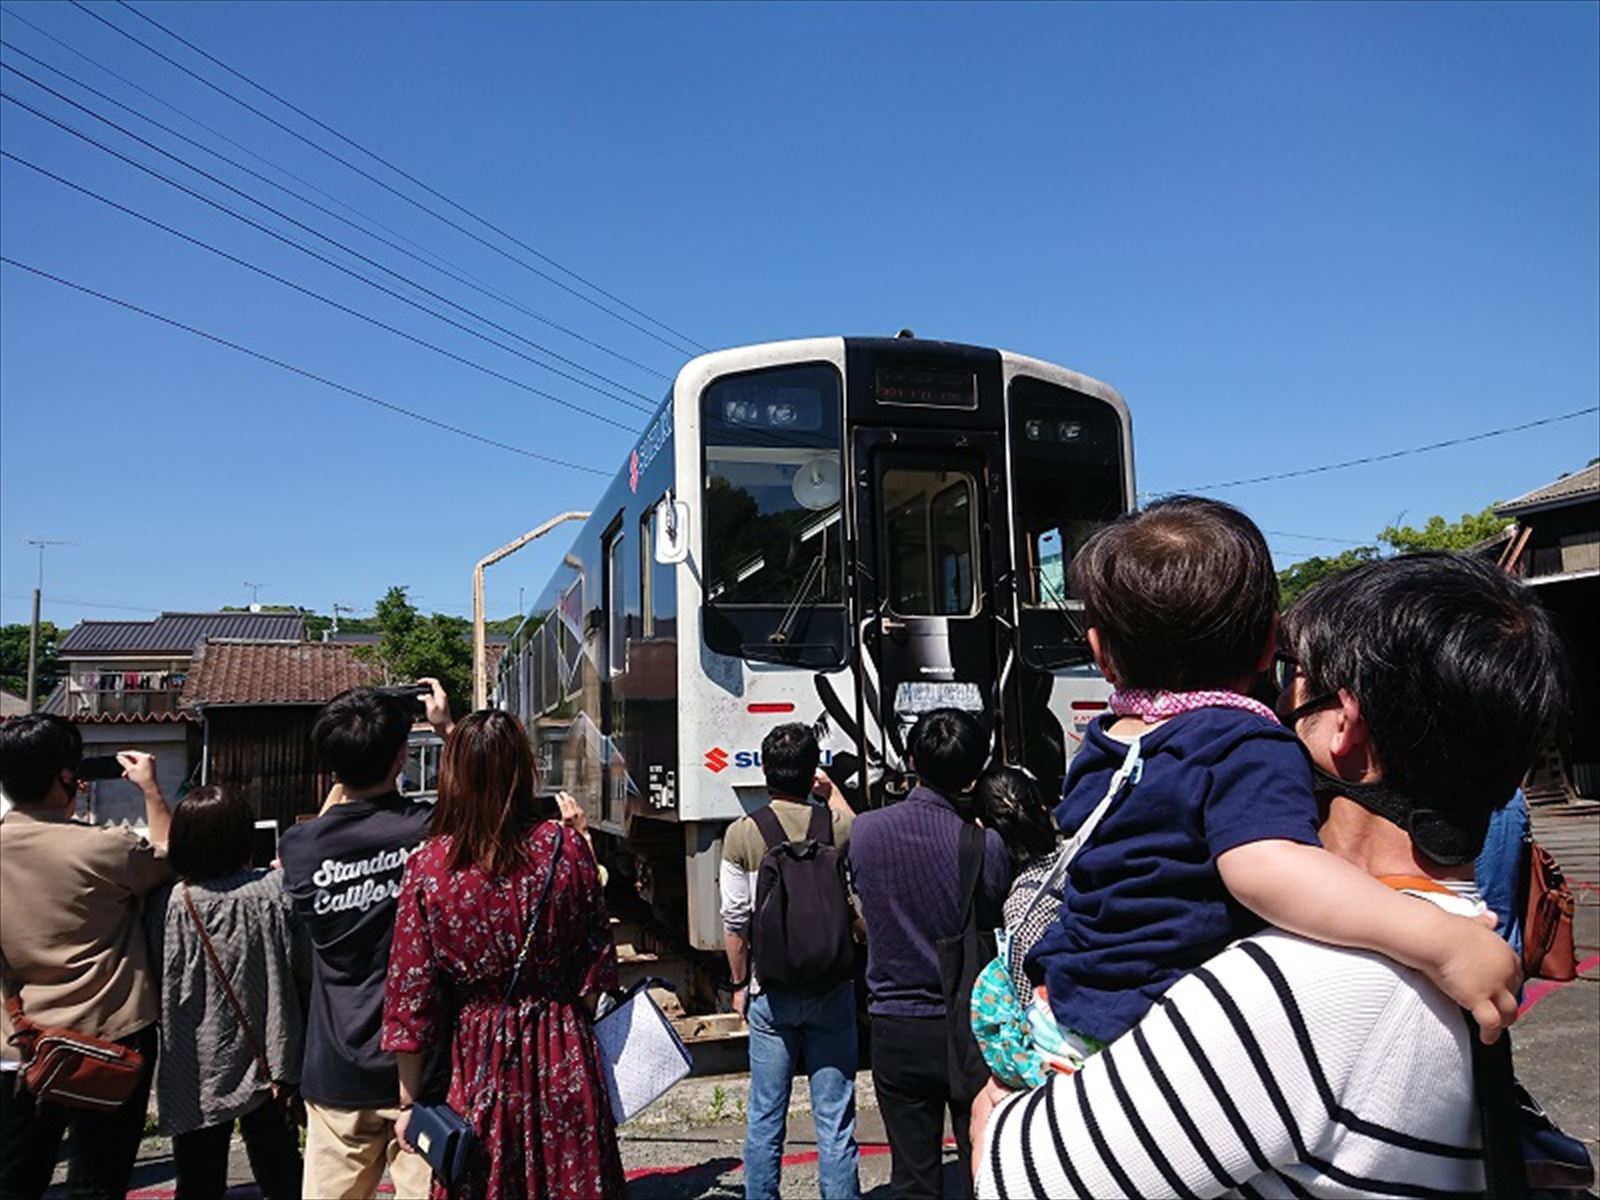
top-left (1, 0), bottom-right (1596, 630)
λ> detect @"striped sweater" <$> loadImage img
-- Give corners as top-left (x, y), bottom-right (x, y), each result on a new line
top-left (977, 889), bottom-right (1486, 1199)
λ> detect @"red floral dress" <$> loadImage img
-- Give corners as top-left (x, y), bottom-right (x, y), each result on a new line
top-left (382, 821), bottom-right (624, 1199)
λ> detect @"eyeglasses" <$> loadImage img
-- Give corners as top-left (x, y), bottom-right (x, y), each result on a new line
top-left (1273, 650), bottom-right (1340, 724)
top-left (1271, 650), bottom-right (1302, 693)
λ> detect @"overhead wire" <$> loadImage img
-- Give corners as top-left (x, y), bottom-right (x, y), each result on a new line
top-left (113, 0), bottom-right (708, 355)
top-left (65, 0), bottom-right (705, 358)
top-left (0, 142), bottom-right (643, 439)
top-left (0, 255), bottom-right (615, 477)
top-left (0, 92), bottom-right (648, 432)
top-left (0, 58), bottom-right (656, 413)
top-left (0, 591), bottom-right (164, 614)
top-left (0, 22), bottom-right (676, 382)
top-left (2, 2), bottom-right (447, 267)
top-left (1164, 407), bottom-right (1600, 493)
top-left (1262, 531), bottom-right (1373, 545)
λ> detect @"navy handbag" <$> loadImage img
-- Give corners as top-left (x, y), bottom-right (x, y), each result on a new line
top-left (407, 1102), bottom-right (474, 1188)
top-left (405, 828), bottom-right (565, 1188)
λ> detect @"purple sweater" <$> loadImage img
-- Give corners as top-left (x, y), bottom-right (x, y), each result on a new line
top-left (849, 785), bottom-right (1011, 1017)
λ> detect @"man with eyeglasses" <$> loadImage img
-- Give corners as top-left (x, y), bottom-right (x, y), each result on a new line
top-left (975, 553), bottom-right (1571, 1198)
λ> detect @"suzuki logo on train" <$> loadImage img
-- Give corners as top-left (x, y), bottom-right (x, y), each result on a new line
top-left (704, 747), bottom-right (833, 773)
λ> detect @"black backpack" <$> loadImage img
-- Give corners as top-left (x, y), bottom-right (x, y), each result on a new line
top-left (749, 804), bottom-right (856, 990)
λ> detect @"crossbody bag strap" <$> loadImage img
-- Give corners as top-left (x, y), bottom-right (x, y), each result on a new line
top-left (464, 825), bottom-right (566, 1103)
top-left (1012, 737), bottom-right (1144, 932)
top-left (1375, 875), bottom-right (1527, 1198)
top-left (956, 821), bottom-right (985, 935)
top-left (1470, 1021), bottom-right (1529, 1200)
top-left (183, 885), bottom-right (273, 1084)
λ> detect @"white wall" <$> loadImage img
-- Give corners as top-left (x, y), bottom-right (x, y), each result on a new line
top-left (80, 723), bottom-right (192, 827)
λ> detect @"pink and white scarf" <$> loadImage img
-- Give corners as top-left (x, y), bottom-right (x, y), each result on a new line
top-left (1108, 688), bottom-right (1280, 725)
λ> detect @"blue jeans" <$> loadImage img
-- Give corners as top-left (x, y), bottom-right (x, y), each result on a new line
top-left (744, 979), bottom-right (860, 1200)
top-left (1475, 789), bottom-right (1529, 959)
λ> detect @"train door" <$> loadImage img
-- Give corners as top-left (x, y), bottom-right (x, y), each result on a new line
top-left (851, 428), bottom-right (1012, 789)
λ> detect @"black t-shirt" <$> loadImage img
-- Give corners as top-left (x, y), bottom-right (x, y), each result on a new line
top-left (278, 791), bottom-right (432, 1109)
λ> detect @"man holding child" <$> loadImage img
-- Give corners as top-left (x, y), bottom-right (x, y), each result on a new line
top-left (975, 548), bottom-right (1566, 1196)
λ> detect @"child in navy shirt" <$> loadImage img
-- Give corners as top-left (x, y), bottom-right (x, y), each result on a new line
top-left (978, 498), bottom-right (1520, 1087)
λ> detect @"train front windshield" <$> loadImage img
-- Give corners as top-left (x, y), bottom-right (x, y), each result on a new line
top-left (701, 363), bottom-right (847, 665)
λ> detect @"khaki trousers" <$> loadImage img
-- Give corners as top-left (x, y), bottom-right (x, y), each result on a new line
top-left (304, 1100), bottom-right (435, 1200)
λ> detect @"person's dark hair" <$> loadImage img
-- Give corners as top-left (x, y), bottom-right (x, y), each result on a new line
top-left (310, 688), bottom-right (412, 790)
top-left (0, 714), bottom-right (82, 806)
top-left (908, 708), bottom-right (988, 796)
top-left (435, 709), bottom-right (539, 875)
top-left (1283, 552), bottom-right (1570, 853)
top-left (1070, 495), bottom-right (1278, 691)
top-left (976, 767), bottom-right (1057, 866)
top-left (761, 723), bottom-right (821, 800)
top-left (168, 786), bottom-right (254, 880)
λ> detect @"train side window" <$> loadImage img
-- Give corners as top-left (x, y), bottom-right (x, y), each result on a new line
top-left (606, 529), bottom-right (626, 675)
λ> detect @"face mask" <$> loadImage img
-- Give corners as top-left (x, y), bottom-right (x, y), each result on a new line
top-left (1308, 764), bottom-right (1485, 866)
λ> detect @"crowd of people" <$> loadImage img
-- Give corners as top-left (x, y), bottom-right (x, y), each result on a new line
top-left (0, 493), bottom-right (1579, 1200)
top-left (0, 678), bottom-right (623, 1200)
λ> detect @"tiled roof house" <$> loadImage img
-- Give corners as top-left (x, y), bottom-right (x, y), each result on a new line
top-left (48, 612), bottom-right (304, 824)
top-left (182, 638), bottom-right (380, 827)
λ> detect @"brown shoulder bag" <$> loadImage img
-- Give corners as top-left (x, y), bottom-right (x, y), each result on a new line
top-left (1522, 837), bottom-right (1577, 982)
top-left (0, 959), bottom-right (145, 1112)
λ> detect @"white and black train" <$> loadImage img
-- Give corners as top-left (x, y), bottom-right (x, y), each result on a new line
top-left (496, 335), bottom-right (1134, 959)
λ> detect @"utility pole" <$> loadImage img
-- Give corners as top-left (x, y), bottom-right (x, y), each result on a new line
top-left (23, 539), bottom-right (68, 712)
top-left (329, 603), bottom-right (355, 641)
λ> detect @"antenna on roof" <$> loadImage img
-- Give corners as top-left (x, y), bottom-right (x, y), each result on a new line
top-left (243, 581), bottom-right (268, 612)
top-left (328, 603), bottom-right (357, 641)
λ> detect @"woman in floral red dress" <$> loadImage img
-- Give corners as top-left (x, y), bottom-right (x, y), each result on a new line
top-left (382, 710), bottom-right (624, 1199)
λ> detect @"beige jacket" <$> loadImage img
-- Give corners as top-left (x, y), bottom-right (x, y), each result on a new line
top-left (0, 807), bottom-right (173, 1062)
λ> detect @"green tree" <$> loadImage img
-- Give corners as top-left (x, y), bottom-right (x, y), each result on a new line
top-left (356, 587), bottom-right (473, 715)
top-left (1277, 548), bottom-right (1380, 607)
top-left (0, 621), bottom-right (62, 698)
top-left (1379, 505), bottom-right (1508, 555)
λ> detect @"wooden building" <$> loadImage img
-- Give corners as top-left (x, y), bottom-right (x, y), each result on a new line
top-left (1493, 463), bottom-right (1599, 802)
top-left (183, 638), bottom-right (378, 828)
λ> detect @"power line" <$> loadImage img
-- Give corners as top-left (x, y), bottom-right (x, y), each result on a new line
top-left (0, 255), bottom-right (614, 477)
top-left (1166, 407), bottom-right (1600, 493)
top-left (0, 97), bottom-right (644, 432)
top-left (1262, 530), bottom-right (1373, 546)
top-left (114, 0), bottom-right (708, 355)
top-left (0, 32), bottom-right (676, 383)
top-left (0, 591), bottom-right (163, 614)
top-left (65, 0), bottom-right (704, 358)
top-left (0, 62), bottom-right (655, 414)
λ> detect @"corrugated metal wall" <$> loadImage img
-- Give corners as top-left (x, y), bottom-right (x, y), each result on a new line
top-left (205, 707), bottom-right (329, 828)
